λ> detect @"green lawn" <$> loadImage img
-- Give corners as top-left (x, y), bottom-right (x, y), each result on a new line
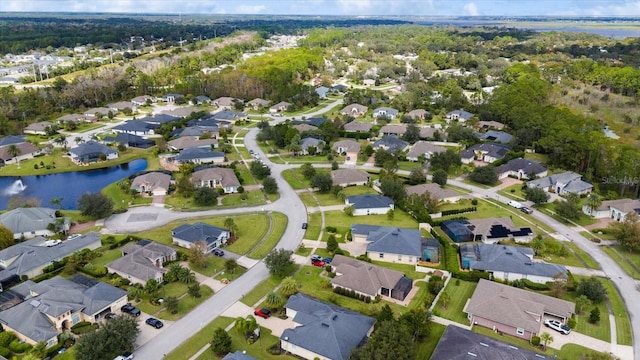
top-left (496, 183), bottom-right (528, 201)
top-left (434, 279), bottom-right (477, 325)
top-left (214, 267), bottom-right (246, 282)
top-left (416, 323), bottom-right (446, 359)
top-left (321, 209), bottom-right (418, 241)
top-left (190, 256), bottom-right (228, 277)
top-left (248, 212), bottom-right (288, 259)
top-left (220, 190), bottom-right (267, 207)
top-left (536, 203), bottom-right (597, 227)
top-left (158, 285), bottom-right (215, 321)
top-left (235, 165), bottom-right (257, 186)
top-left (241, 276), bottom-right (281, 306)
top-left (370, 260), bottom-right (425, 280)
top-left (281, 168), bottom-right (310, 189)
top-left (165, 316), bottom-right (234, 360)
top-left (558, 289), bottom-right (610, 342)
top-left (408, 281), bottom-right (430, 309)
top-left (298, 192), bottom-right (318, 207)
top-left (89, 248), bottom-right (123, 268)
top-left (565, 241), bottom-right (600, 269)
top-left (601, 246), bottom-right (640, 279)
top-left (601, 278), bottom-right (633, 345)
top-left (524, 152), bottom-right (550, 163)
top-left (224, 216), bottom-right (269, 255)
top-left (473, 326), bottom-right (541, 353)
top-left (304, 212), bottom-right (322, 240)
top-left (210, 326), bottom-right (296, 360)
top-left (102, 182), bottom-right (152, 209)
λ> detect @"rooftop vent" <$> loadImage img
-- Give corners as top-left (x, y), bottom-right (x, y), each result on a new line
top-left (321, 323), bottom-right (329, 328)
top-left (29, 300), bottom-right (40, 308)
top-left (332, 315), bottom-right (338, 321)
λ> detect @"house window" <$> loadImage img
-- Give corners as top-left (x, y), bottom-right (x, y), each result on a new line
top-left (516, 328), bottom-right (525, 336)
top-left (504, 272), bottom-right (509, 280)
top-left (398, 255), bottom-right (402, 261)
top-left (72, 314), bottom-right (80, 325)
top-left (379, 253), bottom-right (384, 259)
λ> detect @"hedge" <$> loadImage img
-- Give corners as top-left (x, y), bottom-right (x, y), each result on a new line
top-left (71, 321), bottom-right (92, 330)
top-left (33, 267), bottom-right (64, 283)
top-left (333, 286), bottom-right (372, 303)
top-left (0, 347), bottom-right (9, 358)
top-left (9, 339), bottom-right (31, 353)
top-left (522, 279), bottom-right (551, 291)
top-left (441, 207), bottom-right (476, 217)
top-left (430, 216), bottom-right (468, 227)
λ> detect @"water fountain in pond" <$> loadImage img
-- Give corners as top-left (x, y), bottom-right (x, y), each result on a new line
top-left (3, 179), bottom-right (26, 196)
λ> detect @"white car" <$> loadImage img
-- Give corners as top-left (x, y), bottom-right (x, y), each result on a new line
top-left (544, 319), bottom-right (571, 335)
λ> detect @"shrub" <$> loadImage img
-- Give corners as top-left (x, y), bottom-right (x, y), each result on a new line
top-left (567, 317), bottom-right (576, 328)
top-left (0, 332), bottom-right (16, 347)
top-left (471, 199), bottom-right (478, 205)
top-left (522, 279), bottom-right (550, 291)
top-left (71, 321), bottom-right (92, 330)
top-left (531, 336), bottom-right (541, 346)
top-left (0, 347), bottom-right (9, 358)
top-left (325, 226), bottom-right (337, 233)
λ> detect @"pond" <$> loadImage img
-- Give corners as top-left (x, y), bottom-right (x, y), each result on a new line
top-left (0, 159), bottom-right (148, 210)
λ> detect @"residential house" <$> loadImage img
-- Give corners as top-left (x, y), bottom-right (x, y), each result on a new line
top-left (419, 126), bottom-right (444, 140)
top-left (406, 183), bottom-right (460, 203)
top-left (305, 117), bottom-right (328, 127)
top-left (465, 279), bottom-right (575, 340)
top-left (460, 143), bottom-right (511, 164)
top-left (56, 113), bottom-right (85, 124)
top-left (343, 121), bottom-right (373, 133)
top-left (191, 167), bottom-right (241, 194)
top-left (106, 101), bottom-right (134, 113)
top-left (407, 109), bottom-right (428, 121)
top-left (494, 158), bottom-right (547, 180)
top-left (293, 124), bottom-right (317, 133)
top-left (372, 136), bottom-right (408, 152)
top-left (332, 84), bottom-right (348, 93)
top-left (345, 195), bottom-right (395, 216)
top-left (161, 107), bottom-right (198, 118)
top-left (330, 255), bottom-right (413, 301)
top-left (477, 120), bottom-right (505, 130)
top-left (300, 138), bottom-right (325, 155)
top-left (379, 124), bottom-right (406, 137)
top-left (162, 93), bottom-right (184, 103)
top-left (173, 147), bottom-right (225, 165)
top-left (212, 97), bottom-right (239, 109)
top-left (247, 98), bottom-right (270, 110)
top-left (130, 172), bottom-right (172, 196)
top-left (84, 107), bottom-right (111, 119)
top-left (431, 325), bottom-right (547, 360)
top-left (0, 142), bottom-right (41, 165)
top-left (350, 224), bottom-right (422, 265)
top-left (442, 218), bottom-right (534, 244)
top-left (362, 79), bottom-right (376, 87)
top-left (280, 294), bottom-right (375, 360)
top-left (446, 109), bottom-right (475, 123)
top-left (168, 136), bottom-right (218, 151)
top-left (339, 104), bottom-right (368, 117)
top-left (372, 107), bottom-right (399, 120)
top-left (459, 244), bottom-right (566, 283)
top-left (175, 125), bottom-right (220, 139)
top-left (106, 241), bottom-right (177, 285)
top-left (191, 95), bottom-right (211, 105)
top-left (112, 120), bottom-right (158, 136)
top-left (171, 222), bottom-right (230, 253)
top-left (140, 114), bottom-right (180, 126)
top-left (23, 121), bottom-right (53, 136)
top-left (478, 130), bottom-right (513, 144)
top-left (269, 101), bottom-right (292, 113)
top-left (406, 141), bottom-right (446, 161)
top-left (0, 276), bottom-right (127, 347)
top-left (582, 198), bottom-right (640, 221)
top-left (0, 207), bottom-right (70, 240)
top-left (1, 135), bottom-right (27, 148)
top-left (187, 117), bottom-right (232, 130)
top-left (527, 171), bottom-right (593, 195)
top-left (131, 95), bottom-right (155, 106)
top-left (223, 351), bottom-right (257, 360)
top-left (332, 139), bottom-right (360, 163)
top-left (103, 133), bottom-right (155, 149)
top-left (331, 169), bottom-right (370, 187)
top-left (209, 110), bottom-right (247, 123)
top-left (68, 141), bottom-right (118, 164)
top-left (0, 232), bottom-right (101, 287)
top-left (315, 86), bottom-right (329, 99)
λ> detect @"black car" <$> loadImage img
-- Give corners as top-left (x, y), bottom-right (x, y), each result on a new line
top-left (520, 207), bottom-right (534, 214)
top-left (105, 312), bottom-right (117, 319)
top-left (213, 248), bottom-right (225, 257)
top-left (121, 303), bottom-right (141, 317)
top-left (145, 317), bottom-right (164, 329)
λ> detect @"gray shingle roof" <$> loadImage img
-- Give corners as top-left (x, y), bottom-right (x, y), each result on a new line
top-left (0, 207), bottom-right (67, 235)
top-left (0, 136), bottom-right (26, 147)
top-left (178, 125), bottom-right (220, 137)
top-left (281, 294), bottom-right (375, 360)
top-left (406, 141), bottom-right (446, 159)
top-left (494, 158), bottom-right (547, 177)
top-left (191, 167), bottom-right (240, 188)
top-left (300, 137), bottom-right (324, 151)
top-left (222, 351), bottom-right (257, 360)
top-left (331, 169), bottom-right (369, 186)
top-left (373, 136), bottom-right (408, 152)
top-left (131, 172), bottom-right (172, 193)
top-left (113, 121), bottom-right (156, 133)
top-left (527, 171), bottom-right (592, 194)
top-left (460, 143), bottom-right (511, 160)
top-left (332, 139), bottom-right (361, 153)
top-left (406, 183), bottom-right (459, 201)
top-left (462, 243), bottom-right (566, 278)
top-left (365, 226), bottom-right (422, 257)
top-left (0, 142), bottom-right (40, 161)
top-left (343, 121), bottom-right (373, 132)
top-left (174, 147), bottom-right (224, 162)
top-left (478, 130), bottom-right (513, 143)
top-left (346, 195), bottom-right (394, 210)
top-left (69, 141), bottom-right (117, 158)
top-left (107, 241), bottom-right (175, 283)
top-left (172, 222), bottom-right (229, 247)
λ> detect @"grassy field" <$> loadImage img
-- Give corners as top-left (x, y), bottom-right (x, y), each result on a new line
top-left (190, 255), bottom-right (229, 277)
top-left (416, 323), bottom-right (446, 359)
top-left (298, 192), bottom-right (318, 207)
top-left (165, 316), bottom-right (235, 360)
top-left (320, 209), bottom-right (418, 242)
top-left (102, 182), bottom-right (153, 209)
top-left (88, 248), bottom-right (123, 268)
top-left (434, 279), bottom-right (477, 325)
top-left (224, 217), bottom-right (269, 255)
top-left (157, 285), bottom-right (214, 321)
top-left (219, 190), bottom-right (267, 207)
top-left (601, 246), bottom-right (640, 279)
top-left (496, 183), bottom-right (527, 201)
top-left (565, 241), bottom-right (600, 269)
top-left (304, 212), bottom-right (322, 240)
top-left (558, 287), bottom-right (610, 342)
top-left (600, 278), bottom-right (633, 345)
top-left (281, 169), bottom-right (307, 190)
top-left (241, 276), bottom-right (281, 306)
top-left (248, 212), bottom-right (288, 259)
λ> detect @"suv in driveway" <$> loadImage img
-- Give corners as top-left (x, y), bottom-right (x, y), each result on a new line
top-left (121, 303), bottom-right (141, 317)
top-left (145, 317), bottom-right (164, 329)
top-left (544, 319), bottom-right (571, 335)
top-left (254, 308), bottom-right (271, 319)
top-left (212, 248), bottom-right (225, 257)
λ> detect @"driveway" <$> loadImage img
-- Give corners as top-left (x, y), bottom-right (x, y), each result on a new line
top-left (542, 324), bottom-right (610, 353)
top-left (134, 313), bottom-right (174, 349)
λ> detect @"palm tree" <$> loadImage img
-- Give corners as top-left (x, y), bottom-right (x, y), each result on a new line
top-left (164, 263), bottom-right (184, 283)
top-left (178, 269), bottom-right (196, 284)
top-left (127, 284), bottom-right (143, 302)
top-left (7, 144), bottom-right (20, 163)
top-left (264, 292), bottom-right (284, 309)
top-left (234, 315), bottom-right (258, 336)
top-left (540, 332), bottom-right (554, 350)
top-left (440, 291), bottom-right (451, 310)
top-left (49, 197), bottom-right (63, 210)
top-left (586, 193), bottom-right (602, 217)
top-left (54, 135), bottom-right (68, 150)
top-left (74, 136), bottom-right (85, 145)
top-left (224, 217), bottom-right (239, 238)
top-left (280, 277), bottom-right (300, 297)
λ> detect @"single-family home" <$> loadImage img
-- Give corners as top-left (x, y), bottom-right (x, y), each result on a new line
top-left (582, 198), bottom-right (640, 221)
top-left (345, 195), bottom-right (395, 216)
top-left (373, 136), bottom-right (408, 152)
top-left (494, 158), bottom-right (548, 180)
top-left (350, 224), bottom-right (422, 265)
top-left (478, 130), bottom-right (513, 144)
top-left (293, 124), bottom-right (317, 133)
top-left (0, 136), bottom-right (26, 147)
top-left (465, 279), bottom-right (575, 340)
top-left (130, 172), bottom-right (172, 196)
top-left (191, 167), bottom-right (241, 194)
top-left (406, 141), bottom-right (446, 161)
top-left (431, 325), bottom-right (545, 360)
top-left (247, 98), bottom-right (270, 110)
top-left (406, 183), bottom-right (460, 203)
top-left (300, 138), bottom-right (325, 155)
top-left (209, 110), bottom-right (247, 123)
top-left (0, 207), bottom-right (70, 239)
top-left (175, 125), bottom-right (220, 139)
top-left (106, 101), bottom-right (134, 113)
top-left (212, 97), bottom-right (239, 109)
top-left (527, 171), bottom-right (593, 195)
top-left (68, 141), bottom-right (118, 164)
top-left (0, 276), bottom-right (127, 347)
top-left (373, 107), bottom-right (399, 120)
top-left (106, 240), bottom-right (177, 285)
top-left (442, 218), bottom-right (534, 244)
top-left (330, 255), bottom-right (413, 301)
top-left (280, 294), bottom-right (376, 360)
top-left (340, 104), bottom-right (368, 117)
top-left (161, 107), bottom-right (199, 118)
top-left (56, 113), bottom-right (85, 124)
top-left (343, 121), bottom-right (373, 133)
top-left (103, 133), bottom-right (155, 149)
top-left (407, 109), bottom-right (429, 121)
top-left (269, 101), bottom-right (292, 113)
top-left (112, 120), bottom-right (158, 136)
top-left (315, 86), bottom-right (329, 99)
top-left (446, 109), bottom-right (475, 123)
top-left (168, 136), bottom-right (218, 151)
top-left (223, 351), bottom-right (258, 360)
top-left (460, 143), bottom-right (511, 164)
top-left (0, 142), bottom-right (41, 165)
top-left (419, 126), bottom-right (444, 140)
top-left (173, 147), bottom-right (225, 165)
top-left (331, 169), bottom-right (370, 187)
top-left (141, 114), bottom-right (181, 126)
top-left (131, 95), bottom-right (155, 106)
top-left (459, 243), bottom-right (567, 283)
top-left (84, 107), bottom-right (111, 119)
top-left (332, 139), bottom-right (361, 163)
top-left (379, 124), bottom-right (406, 137)
top-left (191, 95), bottom-right (211, 105)
top-left (171, 222), bottom-right (230, 253)
top-left (0, 232), bottom-right (101, 287)
top-left (477, 120), bottom-right (505, 130)
top-left (332, 84), bottom-right (348, 93)
top-left (162, 93), bottom-right (184, 103)
top-left (23, 121), bottom-right (53, 136)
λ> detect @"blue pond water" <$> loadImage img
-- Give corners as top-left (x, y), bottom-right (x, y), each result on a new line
top-left (0, 159), bottom-right (148, 210)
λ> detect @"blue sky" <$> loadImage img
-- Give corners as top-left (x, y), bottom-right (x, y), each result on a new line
top-left (1, 0), bottom-right (640, 16)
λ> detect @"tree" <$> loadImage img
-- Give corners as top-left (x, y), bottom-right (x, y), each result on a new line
top-left (250, 161), bottom-right (271, 180)
top-left (144, 279), bottom-right (161, 297)
top-left (589, 307), bottom-right (601, 324)
top-left (224, 217), bottom-right (239, 238)
top-left (280, 277), bottom-right (300, 297)
top-left (176, 175), bottom-right (196, 198)
top-left (540, 332), bottom-right (554, 350)
top-left (407, 167), bottom-right (426, 185)
top-left (225, 258), bottom-right (239, 274)
top-left (550, 273), bottom-right (567, 298)
top-left (164, 263), bottom-right (184, 283)
top-left (188, 283), bottom-right (202, 298)
top-left (77, 192), bottom-right (114, 219)
top-left (327, 234), bottom-right (339, 253)
top-left (301, 163), bottom-right (316, 179)
top-left (469, 166), bottom-right (498, 185)
top-left (609, 211), bottom-right (640, 252)
top-left (310, 173), bottom-right (333, 193)
top-left (234, 315), bottom-right (258, 336)
top-left (344, 205), bottom-right (354, 216)
top-left (165, 296), bottom-right (179, 314)
top-left (7, 144), bottom-right (20, 162)
top-left (262, 176), bottom-right (278, 194)
top-left (524, 186), bottom-right (550, 204)
top-left (374, 148), bottom-right (395, 167)
top-left (432, 169), bottom-right (448, 187)
top-left (265, 249), bottom-right (295, 278)
top-left (430, 149), bottom-right (461, 172)
top-left (380, 177), bottom-right (406, 202)
top-left (577, 277), bottom-right (607, 303)
top-left (74, 316), bottom-right (139, 360)
top-left (178, 269), bottom-right (196, 284)
top-left (402, 124), bottom-right (421, 144)
top-left (0, 225), bottom-right (14, 250)
top-left (193, 187), bottom-right (218, 206)
top-left (440, 291), bottom-right (451, 310)
top-left (264, 291), bottom-right (285, 309)
top-left (575, 295), bottom-right (591, 315)
top-left (210, 327), bottom-right (232, 356)
top-left (331, 160), bottom-right (339, 170)
top-left (350, 321), bottom-right (415, 360)
top-left (387, 209), bottom-right (395, 220)
top-left (555, 197), bottom-right (582, 222)
top-left (54, 134), bottom-right (68, 150)
top-left (188, 241), bottom-right (209, 269)
top-left (377, 304), bottom-right (395, 323)
top-left (49, 197), bottom-right (63, 210)
top-left (399, 307), bottom-right (431, 342)
top-left (585, 193), bottom-right (603, 216)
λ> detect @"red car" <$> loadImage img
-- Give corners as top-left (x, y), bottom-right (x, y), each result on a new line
top-left (254, 308), bottom-right (271, 319)
top-left (311, 259), bottom-right (326, 267)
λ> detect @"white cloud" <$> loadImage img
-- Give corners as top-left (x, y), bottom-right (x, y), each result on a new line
top-left (234, 4), bottom-right (266, 14)
top-left (336, 0), bottom-right (372, 12)
top-left (463, 2), bottom-right (479, 16)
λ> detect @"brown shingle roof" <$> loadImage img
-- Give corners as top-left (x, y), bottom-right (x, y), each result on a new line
top-left (406, 183), bottom-right (458, 201)
top-left (331, 255), bottom-right (404, 297)
top-left (331, 169), bottom-right (369, 186)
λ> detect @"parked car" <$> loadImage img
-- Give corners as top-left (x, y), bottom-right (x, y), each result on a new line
top-left (544, 319), bottom-right (571, 335)
top-left (145, 317), bottom-right (164, 329)
top-left (520, 207), bottom-right (533, 214)
top-left (213, 248), bottom-right (225, 257)
top-left (311, 254), bottom-right (323, 262)
top-left (311, 259), bottom-right (326, 267)
top-left (105, 312), bottom-right (117, 320)
top-left (121, 303), bottom-right (141, 317)
top-left (302, 222), bottom-right (308, 229)
top-left (114, 352), bottom-right (134, 360)
top-left (254, 308), bottom-right (271, 319)
top-left (323, 257), bottom-right (333, 264)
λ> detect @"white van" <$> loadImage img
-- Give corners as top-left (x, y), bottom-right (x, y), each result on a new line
top-left (507, 200), bottom-right (522, 209)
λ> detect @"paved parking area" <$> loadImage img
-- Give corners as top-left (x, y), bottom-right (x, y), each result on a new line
top-left (133, 312), bottom-right (174, 348)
